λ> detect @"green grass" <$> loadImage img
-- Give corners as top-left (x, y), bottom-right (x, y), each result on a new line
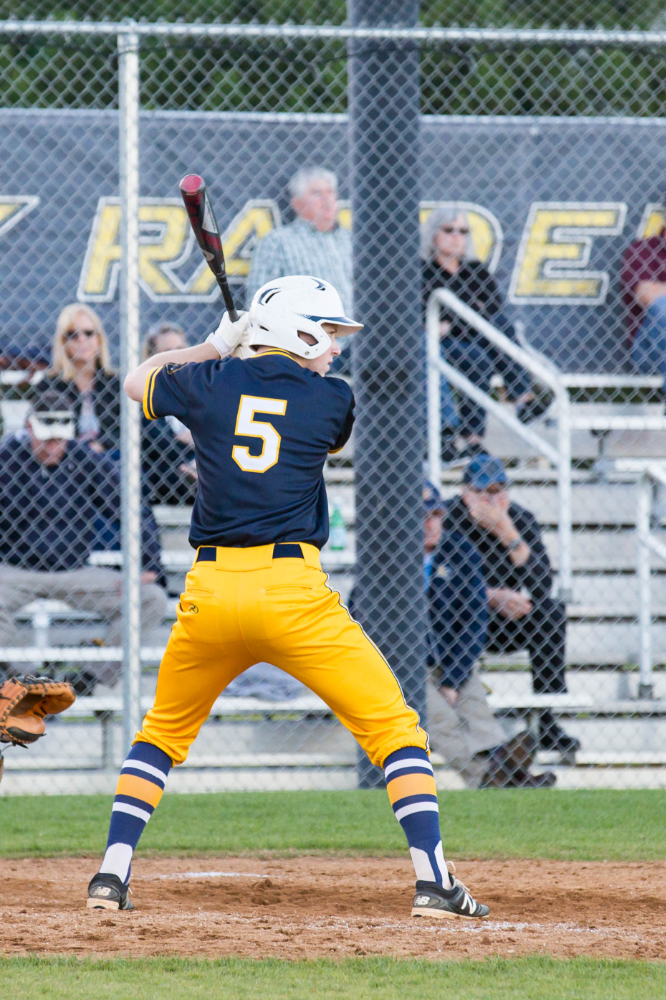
top-left (2, 956), bottom-right (666, 999)
top-left (2, 789), bottom-right (666, 861)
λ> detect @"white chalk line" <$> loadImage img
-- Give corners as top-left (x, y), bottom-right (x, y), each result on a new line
top-left (299, 916), bottom-right (649, 940)
top-left (147, 871), bottom-right (279, 881)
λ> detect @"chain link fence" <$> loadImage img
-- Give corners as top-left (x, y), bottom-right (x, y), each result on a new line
top-left (2, 12), bottom-right (666, 793)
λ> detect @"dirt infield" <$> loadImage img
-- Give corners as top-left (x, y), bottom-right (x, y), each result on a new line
top-left (2, 856), bottom-right (665, 961)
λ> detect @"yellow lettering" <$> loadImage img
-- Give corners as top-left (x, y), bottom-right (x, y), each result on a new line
top-left (0, 197), bottom-right (39, 238)
top-left (0, 203), bottom-right (20, 227)
top-left (509, 203), bottom-right (626, 304)
top-left (79, 198), bottom-right (280, 303)
top-left (637, 203), bottom-right (665, 239)
top-left (79, 201), bottom-right (121, 299)
top-left (138, 204), bottom-right (191, 298)
top-left (190, 201), bottom-right (279, 295)
top-left (337, 204), bottom-right (351, 230)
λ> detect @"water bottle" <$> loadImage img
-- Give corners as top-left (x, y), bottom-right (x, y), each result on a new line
top-left (329, 502), bottom-right (347, 551)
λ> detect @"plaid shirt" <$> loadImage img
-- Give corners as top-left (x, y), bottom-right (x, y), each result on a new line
top-left (245, 218), bottom-right (353, 313)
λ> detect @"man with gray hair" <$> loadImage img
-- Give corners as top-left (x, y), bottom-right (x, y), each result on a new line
top-left (246, 166), bottom-right (353, 316)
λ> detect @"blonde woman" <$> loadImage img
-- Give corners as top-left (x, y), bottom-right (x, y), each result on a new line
top-left (34, 303), bottom-right (121, 452)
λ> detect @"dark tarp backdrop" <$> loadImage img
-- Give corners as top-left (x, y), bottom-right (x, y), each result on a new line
top-left (0, 108), bottom-right (664, 371)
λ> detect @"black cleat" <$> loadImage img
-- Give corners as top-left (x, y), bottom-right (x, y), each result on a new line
top-left (516, 387), bottom-right (554, 425)
top-left (538, 710), bottom-right (580, 756)
top-left (412, 875), bottom-right (489, 920)
top-left (87, 872), bottom-right (133, 911)
top-left (539, 724), bottom-right (580, 755)
top-left (513, 769), bottom-right (557, 788)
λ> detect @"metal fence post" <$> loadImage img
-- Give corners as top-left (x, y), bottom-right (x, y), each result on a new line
top-left (118, 26), bottom-right (142, 754)
top-left (556, 387), bottom-right (573, 603)
top-left (637, 472), bottom-right (654, 699)
top-left (426, 295), bottom-right (441, 489)
top-left (349, 0), bottom-right (424, 787)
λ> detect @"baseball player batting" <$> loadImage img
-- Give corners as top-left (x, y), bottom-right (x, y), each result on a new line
top-left (87, 275), bottom-right (489, 921)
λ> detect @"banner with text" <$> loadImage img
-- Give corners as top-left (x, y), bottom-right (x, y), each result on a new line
top-left (1, 110), bottom-right (665, 371)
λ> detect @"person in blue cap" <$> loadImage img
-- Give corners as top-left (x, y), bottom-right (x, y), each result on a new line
top-left (424, 481), bottom-right (555, 788)
top-left (441, 455), bottom-right (580, 756)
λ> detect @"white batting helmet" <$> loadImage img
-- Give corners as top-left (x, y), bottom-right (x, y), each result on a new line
top-left (247, 275), bottom-right (363, 360)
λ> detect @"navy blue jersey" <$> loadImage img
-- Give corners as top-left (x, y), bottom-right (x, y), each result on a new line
top-left (143, 349), bottom-right (354, 549)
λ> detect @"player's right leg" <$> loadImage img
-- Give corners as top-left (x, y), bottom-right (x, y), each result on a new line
top-left (87, 558), bottom-right (253, 909)
top-left (252, 550), bottom-right (489, 920)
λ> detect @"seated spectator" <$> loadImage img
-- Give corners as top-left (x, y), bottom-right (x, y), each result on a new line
top-left (141, 321), bottom-right (197, 505)
top-left (246, 166), bottom-right (353, 373)
top-left (0, 345), bottom-right (49, 381)
top-left (424, 482), bottom-right (555, 788)
top-left (621, 222), bottom-right (666, 385)
top-left (0, 392), bottom-right (167, 692)
top-left (31, 303), bottom-right (120, 453)
top-left (421, 208), bottom-right (550, 461)
top-left (442, 455), bottom-right (580, 756)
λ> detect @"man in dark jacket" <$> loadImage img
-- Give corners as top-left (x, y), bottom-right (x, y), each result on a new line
top-left (424, 482), bottom-right (554, 788)
top-left (0, 393), bottom-right (167, 688)
top-left (442, 455), bottom-right (580, 755)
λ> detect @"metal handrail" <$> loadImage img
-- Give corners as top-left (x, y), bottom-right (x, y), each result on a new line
top-left (427, 289), bottom-right (666, 608)
top-left (2, 21), bottom-right (666, 47)
top-left (628, 462), bottom-right (666, 699)
top-left (426, 287), bottom-right (573, 600)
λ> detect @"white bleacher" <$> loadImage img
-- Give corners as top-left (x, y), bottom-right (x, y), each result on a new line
top-left (4, 376), bottom-right (666, 788)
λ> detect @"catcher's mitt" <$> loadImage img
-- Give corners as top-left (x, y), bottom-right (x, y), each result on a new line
top-left (0, 675), bottom-right (76, 748)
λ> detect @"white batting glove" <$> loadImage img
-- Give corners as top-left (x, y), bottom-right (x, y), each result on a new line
top-left (231, 329), bottom-right (255, 360)
top-left (206, 310), bottom-right (250, 358)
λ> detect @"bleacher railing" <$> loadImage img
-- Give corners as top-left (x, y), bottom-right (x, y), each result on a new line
top-left (426, 287), bottom-right (574, 602)
top-left (427, 291), bottom-right (666, 702)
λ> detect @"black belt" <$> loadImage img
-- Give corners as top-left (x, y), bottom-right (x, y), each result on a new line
top-left (196, 543), bottom-right (304, 563)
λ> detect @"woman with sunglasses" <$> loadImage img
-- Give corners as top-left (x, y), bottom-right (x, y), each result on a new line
top-left (32, 303), bottom-right (120, 453)
top-left (421, 207), bottom-right (542, 462)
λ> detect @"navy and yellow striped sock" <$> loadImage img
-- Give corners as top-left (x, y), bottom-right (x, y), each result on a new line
top-left (384, 746), bottom-right (450, 887)
top-left (98, 741), bottom-right (172, 884)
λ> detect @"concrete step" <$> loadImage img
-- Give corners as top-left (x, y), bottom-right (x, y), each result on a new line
top-left (565, 620), bottom-right (666, 665)
top-left (326, 401), bottom-right (666, 463)
top-left (439, 482), bottom-right (643, 527)
top-left (480, 669), bottom-right (666, 701)
top-left (154, 478), bottom-right (655, 532)
top-left (275, 482), bottom-right (650, 529)
top-left (483, 619), bottom-right (666, 665)
top-left (484, 405), bottom-right (666, 461)
top-left (8, 611), bottom-right (664, 668)
top-left (569, 574), bottom-right (666, 608)
top-left (543, 530), bottom-right (666, 571)
top-left (156, 529), bottom-right (660, 575)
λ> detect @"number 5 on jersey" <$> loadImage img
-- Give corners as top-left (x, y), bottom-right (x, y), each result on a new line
top-left (232, 395), bottom-right (288, 473)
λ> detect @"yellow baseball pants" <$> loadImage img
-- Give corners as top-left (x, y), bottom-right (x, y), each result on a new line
top-left (137, 542), bottom-right (427, 766)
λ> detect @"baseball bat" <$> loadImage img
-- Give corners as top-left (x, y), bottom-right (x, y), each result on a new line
top-left (179, 174), bottom-right (239, 321)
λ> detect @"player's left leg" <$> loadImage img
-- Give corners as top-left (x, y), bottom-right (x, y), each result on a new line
top-left (88, 560), bottom-right (254, 909)
top-left (250, 550), bottom-right (489, 919)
